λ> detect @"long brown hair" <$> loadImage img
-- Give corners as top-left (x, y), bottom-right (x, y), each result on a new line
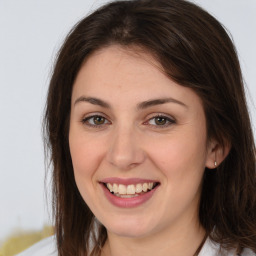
top-left (43, 0), bottom-right (256, 255)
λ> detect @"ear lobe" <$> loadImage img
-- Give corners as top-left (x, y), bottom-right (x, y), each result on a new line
top-left (205, 140), bottom-right (231, 169)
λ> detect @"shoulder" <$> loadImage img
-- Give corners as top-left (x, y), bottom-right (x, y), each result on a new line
top-left (15, 236), bottom-right (57, 256)
top-left (242, 248), bottom-right (256, 256)
top-left (199, 238), bottom-right (255, 256)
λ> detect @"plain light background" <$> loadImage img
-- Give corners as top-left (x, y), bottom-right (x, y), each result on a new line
top-left (0, 0), bottom-right (255, 243)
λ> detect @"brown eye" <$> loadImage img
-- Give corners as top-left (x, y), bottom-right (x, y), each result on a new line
top-left (155, 117), bottom-right (167, 125)
top-left (147, 115), bottom-right (175, 128)
top-left (93, 116), bottom-right (106, 125)
top-left (82, 115), bottom-right (110, 126)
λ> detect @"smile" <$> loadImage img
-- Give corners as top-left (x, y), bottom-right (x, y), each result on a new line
top-left (105, 182), bottom-right (157, 198)
top-left (100, 178), bottom-right (160, 207)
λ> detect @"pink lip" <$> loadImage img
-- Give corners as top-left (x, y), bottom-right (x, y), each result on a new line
top-left (100, 177), bottom-right (159, 185)
top-left (100, 180), bottom-right (160, 208)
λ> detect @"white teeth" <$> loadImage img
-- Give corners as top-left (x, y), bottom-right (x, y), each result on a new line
top-left (115, 194), bottom-right (139, 198)
top-left (142, 183), bottom-right (148, 192)
top-left (105, 182), bottom-right (156, 195)
top-left (127, 184), bottom-right (136, 194)
top-left (135, 184), bottom-right (143, 193)
top-left (113, 183), bottom-right (118, 193)
top-left (107, 183), bottom-right (113, 192)
top-left (118, 184), bottom-right (126, 195)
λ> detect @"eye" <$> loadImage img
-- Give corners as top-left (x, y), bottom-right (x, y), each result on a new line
top-left (82, 115), bottom-right (110, 127)
top-left (146, 115), bottom-right (175, 127)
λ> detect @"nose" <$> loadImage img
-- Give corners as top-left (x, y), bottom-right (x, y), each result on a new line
top-left (106, 126), bottom-right (146, 170)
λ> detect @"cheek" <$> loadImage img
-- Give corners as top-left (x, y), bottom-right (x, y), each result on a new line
top-left (71, 144), bottom-right (97, 175)
top-left (69, 130), bottom-right (104, 174)
top-left (146, 134), bottom-right (207, 220)
top-left (146, 129), bottom-right (207, 188)
top-left (69, 131), bottom-right (106, 200)
top-left (69, 138), bottom-right (105, 215)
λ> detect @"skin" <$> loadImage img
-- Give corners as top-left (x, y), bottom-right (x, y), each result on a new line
top-left (69, 45), bottom-right (226, 256)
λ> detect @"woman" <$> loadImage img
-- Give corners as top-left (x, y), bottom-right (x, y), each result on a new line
top-left (19, 0), bottom-right (256, 255)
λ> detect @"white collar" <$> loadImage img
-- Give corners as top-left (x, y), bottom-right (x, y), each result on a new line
top-left (199, 237), bottom-right (237, 256)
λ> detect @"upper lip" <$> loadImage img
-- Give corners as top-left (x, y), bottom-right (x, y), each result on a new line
top-left (100, 177), bottom-right (160, 185)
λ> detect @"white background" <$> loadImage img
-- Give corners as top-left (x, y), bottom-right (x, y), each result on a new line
top-left (0, 0), bottom-right (255, 243)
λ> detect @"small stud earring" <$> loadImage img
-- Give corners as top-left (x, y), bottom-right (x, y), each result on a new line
top-left (214, 151), bottom-right (217, 167)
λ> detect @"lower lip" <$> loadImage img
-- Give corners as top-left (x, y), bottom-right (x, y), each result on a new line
top-left (101, 183), bottom-right (159, 208)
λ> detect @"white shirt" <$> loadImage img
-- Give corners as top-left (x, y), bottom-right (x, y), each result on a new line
top-left (16, 236), bottom-right (255, 256)
top-left (16, 236), bottom-right (57, 256)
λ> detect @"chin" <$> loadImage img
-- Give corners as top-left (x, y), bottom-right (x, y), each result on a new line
top-left (103, 216), bottom-right (155, 238)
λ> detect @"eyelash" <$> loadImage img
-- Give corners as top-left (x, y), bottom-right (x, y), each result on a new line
top-left (81, 114), bottom-right (111, 128)
top-left (144, 114), bottom-right (176, 128)
top-left (81, 114), bottom-right (176, 129)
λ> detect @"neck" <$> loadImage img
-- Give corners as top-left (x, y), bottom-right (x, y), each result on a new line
top-left (101, 220), bottom-right (206, 256)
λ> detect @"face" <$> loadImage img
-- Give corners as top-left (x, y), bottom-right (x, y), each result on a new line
top-left (69, 45), bottom-right (213, 239)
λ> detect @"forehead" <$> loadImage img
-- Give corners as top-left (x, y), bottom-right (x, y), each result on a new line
top-left (71, 44), bottom-right (202, 110)
top-left (76, 45), bottom-right (164, 87)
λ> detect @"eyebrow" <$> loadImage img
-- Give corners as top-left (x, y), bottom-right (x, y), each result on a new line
top-left (74, 96), bottom-right (187, 109)
top-left (137, 98), bottom-right (188, 109)
top-left (74, 96), bottom-right (111, 108)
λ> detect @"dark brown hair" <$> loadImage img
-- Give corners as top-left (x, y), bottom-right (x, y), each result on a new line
top-left (44, 0), bottom-right (256, 255)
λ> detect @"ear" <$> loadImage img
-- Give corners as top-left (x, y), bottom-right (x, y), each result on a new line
top-left (205, 139), bottom-right (231, 169)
